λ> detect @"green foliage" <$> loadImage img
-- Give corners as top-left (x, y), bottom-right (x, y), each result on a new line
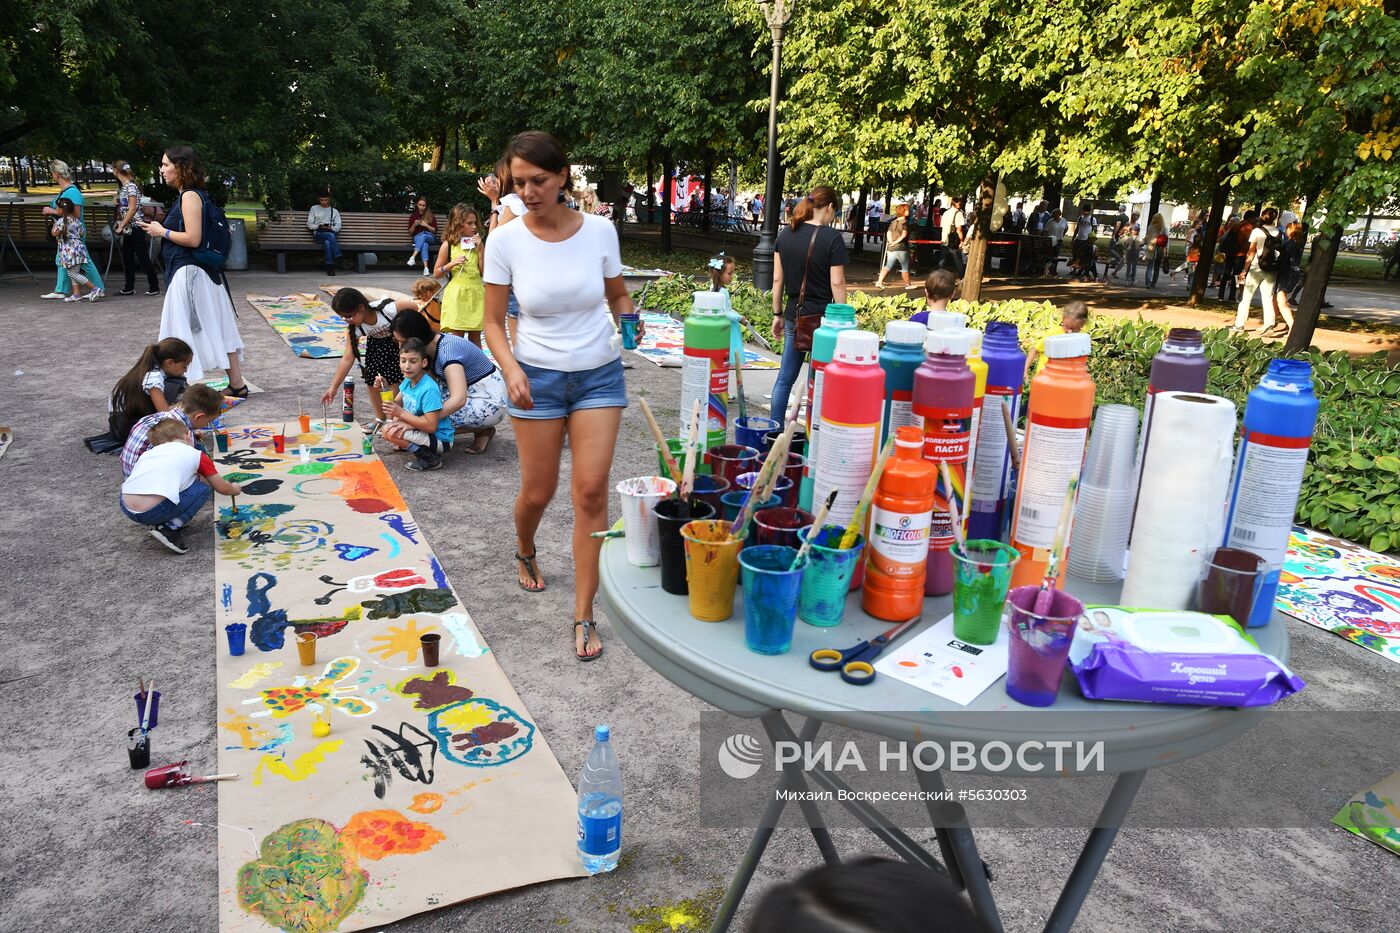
top-left (640, 278), bottom-right (1399, 551)
top-left (282, 169), bottom-right (485, 214)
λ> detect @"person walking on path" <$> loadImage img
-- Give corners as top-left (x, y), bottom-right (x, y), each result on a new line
top-left (406, 197), bottom-right (438, 276)
top-left (1043, 208), bottom-right (1068, 275)
top-left (874, 208), bottom-right (910, 290)
top-left (482, 131), bottom-right (639, 661)
top-left (112, 159), bottom-right (160, 296)
top-left (39, 160), bottom-right (105, 299)
top-left (307, 190), bottom-right (343, 276)
top-left (769, 185), bottom-right (849, 420)
top-left (1219, 211), bottom-right (1257, 303)
top-left (139, 145), bottom-right (248, 394)
top-left (1231, 207), bottom-right (1281, 334)
top-left (1143, 213), bottom-right (1168, 287)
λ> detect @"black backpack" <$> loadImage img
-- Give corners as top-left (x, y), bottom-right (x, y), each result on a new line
top-left (1257, 227), bottom-right (1284, 274)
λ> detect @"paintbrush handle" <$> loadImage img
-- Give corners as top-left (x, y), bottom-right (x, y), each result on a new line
top-left (791, 489), bottom-right (837, 569)
top-left (140, 680), bottom-right (156, 733)
top-left (838, 436), bottom-right (896, 550)
top-left (639, 398), bottom-right (683, 485)
top-left (1043, 476), bottom-right (1080, 585)
top-left (938, 461), bottom-right (966, 550)
top-left (195, 773), bottom-right (240, 782)
top-left (1001, 399), bottom-right (1022, 473)
top-left (680, 399), bottom-right (701, 498)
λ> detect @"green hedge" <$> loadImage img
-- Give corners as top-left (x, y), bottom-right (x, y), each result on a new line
top-left (638, 276), bottom-right (1400, 553)
top-left (278, 169), bottom-right (488, 215)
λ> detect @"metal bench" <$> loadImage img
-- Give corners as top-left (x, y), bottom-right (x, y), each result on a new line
top-left (255, 210), bottom-right (415, 273)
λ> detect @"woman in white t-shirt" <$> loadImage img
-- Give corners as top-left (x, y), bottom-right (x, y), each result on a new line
top-left (483, 132), bottom-right (639, 662)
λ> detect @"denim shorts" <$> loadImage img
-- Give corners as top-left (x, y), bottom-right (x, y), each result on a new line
top-left (511, 357), bottom-right (629, 420)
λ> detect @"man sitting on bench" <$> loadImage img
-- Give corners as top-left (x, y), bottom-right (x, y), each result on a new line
top-left (307, 190), bottom-right (343, 276)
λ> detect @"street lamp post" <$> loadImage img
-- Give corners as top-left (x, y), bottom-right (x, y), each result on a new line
top-left (752, 0), bottom-right (795, 291)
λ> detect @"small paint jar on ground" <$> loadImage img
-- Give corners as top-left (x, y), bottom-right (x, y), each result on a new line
top-left (681, 519), bottom-right (747, 621)
top-left (420, 633), bottom-right (441, 667)
top-left (740, 545), bottom-right (808, 655)
top-left (735, 416), bottom-right (780, 453)
top-left (272, 433), bottom-right (286, 454)
top-left (214, 430), bottom-right (230, 452)
top-left (127, 729), bottom-right (151, 770)
top-left (225, 622), bottom-right (247, 656)
top-left (311, 706), bottom-right (332, 737)
top-left (753, 507), bottom-right (815, 550)
top-left (296, 632), bottom-right (317, 665)
top-left (655, 497), bottom-right (716, 595)
top-left (797, 525), bottom-right (865, 627)
top-left (691, 474), bottom-right (731, 517)
top-left (299, 413), bottom-right (312, 434)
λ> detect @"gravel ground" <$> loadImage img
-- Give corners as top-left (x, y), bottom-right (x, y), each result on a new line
top-left (0, 266), bottom-right (1395, 933)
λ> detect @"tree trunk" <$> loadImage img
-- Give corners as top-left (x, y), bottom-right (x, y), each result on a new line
top-left (1188, 139), bottom-right (1241, 306)
top-left (1284, 226), bottom-right (1341, 353)
top-left (661, 154), bottom-right (673, 252)
top-left (1147, 176), bottom-right (1164, 225)
top-left (851, 187), bottom-right (867, 255)
top-left (884, 182), bottom-right (892, 212)
top-left (1043, 176), bottom-right (1064, 215)
top-left (429, 127), bottom-right (447, 171)
top-left (645, 156), bottom-right (654, 223)
top-left (960, 172), bottom-right (998, 303)
top-left (702, 159), bottom-right (712, 233)
top-left (453, 125), bottom-right (460, 171)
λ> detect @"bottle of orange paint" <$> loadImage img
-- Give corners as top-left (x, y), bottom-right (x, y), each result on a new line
top-left (1009, 332), bottom-right (1096, 589)
top-left (862, 425), bottom-right (938, 621)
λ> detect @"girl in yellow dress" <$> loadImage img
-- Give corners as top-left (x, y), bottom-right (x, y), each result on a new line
top-left (433, 204), bottom-right (486, 345)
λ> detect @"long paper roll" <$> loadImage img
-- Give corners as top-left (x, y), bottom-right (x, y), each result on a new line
top-left (1120, 392), bottom-right (1237, 610)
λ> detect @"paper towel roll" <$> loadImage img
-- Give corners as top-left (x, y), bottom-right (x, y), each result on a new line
top-left (1120, 392), bottom-right (1237, 609)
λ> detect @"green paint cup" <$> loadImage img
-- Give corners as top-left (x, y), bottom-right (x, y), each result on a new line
top-left (951, 539), bottom-right (1021, 645)
top-left (657, 438), bottom-right (711, 477)
top-left (797, 525), bottom-right (864, 627)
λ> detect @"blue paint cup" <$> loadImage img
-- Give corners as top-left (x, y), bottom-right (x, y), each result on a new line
top-left (620, 312), bottom-right (640, 350)
top-left (721, 490), bottom-right (780, 524)
top-left (691, 474), bottom-right (731, 517)
top-left (735, 416), bottom-right (780, 454)
top-left (740, 545), bottom-right (808, 655)
top-left (797, 525), bottom-right (865, 627)
top-left (226, 622), bottom-right (248, 656)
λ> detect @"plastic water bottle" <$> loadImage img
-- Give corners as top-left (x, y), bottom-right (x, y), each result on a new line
top-left (577, 724), bottom-right (623, 874)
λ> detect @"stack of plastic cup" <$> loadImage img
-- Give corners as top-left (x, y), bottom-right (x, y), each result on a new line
top-left (1067, 404), bottom-right (1139, 583)
top-left (616, 476), bottom-right (677, 567)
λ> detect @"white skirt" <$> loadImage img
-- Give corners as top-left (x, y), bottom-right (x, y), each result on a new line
top-left (159, 265), bottom-right (245, 382)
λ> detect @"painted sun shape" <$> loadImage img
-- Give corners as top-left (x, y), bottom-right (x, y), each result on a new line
top-left (366, 619), bottom-right (437, 666)
top-left (251, 657), bottom-right (377, 719)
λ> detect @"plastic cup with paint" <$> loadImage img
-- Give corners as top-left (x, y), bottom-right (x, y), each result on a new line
top-left (296, 631), bottom-right (317, 665)
top-left (735, 471), bottom-right (795, 510)
top-left (134, 690), bottom-right (161, 729)
top-left (709, 445), bottom-right (760, 488)
top-left (620, 312), bottom-right (641, 350)
top-left (214, 430), bottom-right (229, 453)
top-left (420, 633), bottom-right (441, 667)
top-left (299, 413), bottom-right (311, 434)
top-left (298, 444), bottom-right (310, 463)
top-left (952, 540), bottom-right (1020, 645)
top-left (655, 497), bottom-right (715, 596)
top-left (616, 476), bottom-right (677, 567)
top-left (740, 545), bottom-right (808, 655)
top-left (272, 433), bottom-right (286, 454)
top-left (311, 705), bottom-right (332, 738)
top-left (796, 525), bottom-right (864, 627)
top-left (380, 389), bottom-right (394, 405)
top-left (764, 427), bottom-right (807, 458)
top-left (690, 474), bottom-right (731, 516)
top-left (127, 728), bottom-right (151, 770)
top-left (782, 452), bottom-right (806, 494)
top-left (721, 489), bottom-right (780, 523)
top-left (225, 622), bottom-right (247, 656)
top-left (680, 519), bottom-right (748, 622)
top-left (362, 433), bottom-right (373, 455)
top-left (735, 416), bottom-right (780, 453)
top-left (1196, 547), bottom-right (1266, 628)
top-left (1004, 585), bottom-right (1085, 707)
top-left (753, 507), bottom-right (815, 550)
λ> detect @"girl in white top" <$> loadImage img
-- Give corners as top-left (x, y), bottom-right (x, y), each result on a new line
top-left (482, 131), bottom-right (641, 662)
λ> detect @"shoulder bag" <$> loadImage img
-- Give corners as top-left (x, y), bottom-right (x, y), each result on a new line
top-left (791, 226), bottom-right (823, 353)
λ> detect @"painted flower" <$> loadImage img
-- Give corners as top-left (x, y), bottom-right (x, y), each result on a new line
top-left (340, 809), bottom-right (445, 861)
top-left (237, 818), bottom-right (366, 933)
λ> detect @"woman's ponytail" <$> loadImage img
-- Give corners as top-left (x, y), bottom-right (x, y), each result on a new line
top-left (790, 186), bottom-right (838, 231)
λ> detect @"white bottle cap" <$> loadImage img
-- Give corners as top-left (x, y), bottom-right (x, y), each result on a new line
top-left (963, 328), bottom-right (983, 355)
top-left (833, 330), bottom-right (881, 365)
top-left (926, 310), bottom-right (968, 332)
top-left (1044, 332), bottom-right (1092, 359)
top-left (691, 291), bottom-right (726, 313)
top-left (884, 320), bottom-right (926, 346)
top-left (925, 329), bottom-right (974, 357)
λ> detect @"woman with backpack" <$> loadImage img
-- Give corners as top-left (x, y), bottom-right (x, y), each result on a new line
top-left (139, 145), bottom-right (249, 393)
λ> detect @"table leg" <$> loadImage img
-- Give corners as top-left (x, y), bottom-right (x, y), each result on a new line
top-left (761, 714), bottom-right (840, 866)
top-left (915, 769), bottom-right (1003, 932)
top-left (710, 716), bottom-right (827, 933)
top-left (1042, 769), bottom-right (1146, 933)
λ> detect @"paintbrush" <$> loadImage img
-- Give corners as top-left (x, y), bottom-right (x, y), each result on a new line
top-left (938, 462), bottom-right (967, 550)
top-left (838, 436), bottom-right (897, 550)
top-left (638, 397), bottom-right (683, 486)
top-left (139, 679), bottom-right (156, 736)
top-left (1033, 476), bottom-right (1080, 616)
top-left (680, 399), bottom-right (701, 500)
top-left (1001, 398), bottom-right (1022, 473)
top-left (791, 489), bottom-right (838, 570)
top-left (590, 528), bottom-right (625, 539)
top-left (732, 345), bottom-right (747, 423)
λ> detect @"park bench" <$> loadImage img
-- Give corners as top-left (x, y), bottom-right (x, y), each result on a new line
top-left (0, 200), bottom-right (121, 274)
top-left (255, 210), bottom-right (415, 273)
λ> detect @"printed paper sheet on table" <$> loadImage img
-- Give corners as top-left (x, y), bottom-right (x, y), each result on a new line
top-left (1277, 526), bottom-right (1400, 665)
top-left (213, 422), bottom-right (584, 932)
top-left (246, 294), bottom-right (346, 359)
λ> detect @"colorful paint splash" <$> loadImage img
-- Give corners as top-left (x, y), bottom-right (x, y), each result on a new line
top-left (363, 619), bottom-right (437, 667)
top-left (251, 657), bottom-right (376, 718)
top-left (246, 294), bottom-right (347, 359)
top-left (253, 740), bottom-right (345, 786)
top-left (229, 660), bottom-right (285, 689)
top-left (395, 670), bottom-right (474, 711)
top-left (408, 792), bottom-right (445, 814)
top-left (326, 460), bottom-right (408, 514)
top-left (427, 698), bottom-right (535, 768)
top-left (340, 809), bottom-right (446, 861)
top-left (236, 818), bottom-right (366, 933)
top-left (1279, 527), bottom-right (1400, 664)
top-left (439, 612), bottom-right (487, 658)
top-left (363, 587), bottom-right (457, 619)
top-left (220, 708), bottom-right (294, 752)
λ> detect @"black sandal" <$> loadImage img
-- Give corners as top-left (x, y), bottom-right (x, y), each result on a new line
top-left (573, 620), bottom-right (603, 661)
top-left (226, 383), bottom-right (250, 399)
top-left (515, 552), bottom-right (545, 592)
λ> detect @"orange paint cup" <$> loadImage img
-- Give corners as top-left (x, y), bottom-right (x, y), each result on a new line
top-left (296, 632), bottom-right (317, 665)
top-left (680, 519), bottom-right (747, 622)
top-left (299, 413), bottom-right (311, 434)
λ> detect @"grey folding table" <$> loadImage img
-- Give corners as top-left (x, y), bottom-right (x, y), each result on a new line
top-left (598, 540), bottom-right (1289, 932)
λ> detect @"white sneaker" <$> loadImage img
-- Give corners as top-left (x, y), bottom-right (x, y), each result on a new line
top-left (406, 255), bottom-right (417, 266)
top-left (422, 265), bottom-right (431, 276)
top-left (87, 287), bottom-right (104, 301)
top-left (41, 291), bottom-right (64, 300)
top-left (64, 293), bottom-right (83, 302)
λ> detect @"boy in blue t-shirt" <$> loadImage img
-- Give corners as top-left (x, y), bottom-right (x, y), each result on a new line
top-left (378, 338), bottom-right (453, 471)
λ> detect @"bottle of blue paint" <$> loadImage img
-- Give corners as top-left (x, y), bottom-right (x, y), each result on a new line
top-left (967, 321), bottom-right (1026, 541)
top-left (879, 320), bottom-right (928, 448)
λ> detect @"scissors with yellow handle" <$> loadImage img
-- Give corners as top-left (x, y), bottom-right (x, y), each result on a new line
top-left (808, 616), bottom-right (922, 686)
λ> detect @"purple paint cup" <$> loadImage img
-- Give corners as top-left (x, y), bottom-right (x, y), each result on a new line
top-left (737, 471), bottom-right (796, 509)
top-left (225, 622), bottom-right (247, 657)
top-left (753, 507), bottom-right (815, 550)
top-left (135, 691), bottom-right (161, 729)
top-left (709, 445), bottom-right (760, 488)
top-left (691, 474), bottom-right (731, 516)
top-left (1004, 585), bottom-right (1085, 707)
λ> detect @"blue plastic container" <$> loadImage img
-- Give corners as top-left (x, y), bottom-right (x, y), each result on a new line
top-left (740, 545), bottom-right (808, 654)
top-left (735, 416), bottom-right (780, 453)
top-left (722, 490), bottom-right (780, 524)
top-left (879, 321), bottom-right (928, 448)
top-left (1223, 360), bottom-right (1319, 627)
top-left (797, 525), bottom-right (865, 627)
top-left (968, 321), bottom-right (1027, 541)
